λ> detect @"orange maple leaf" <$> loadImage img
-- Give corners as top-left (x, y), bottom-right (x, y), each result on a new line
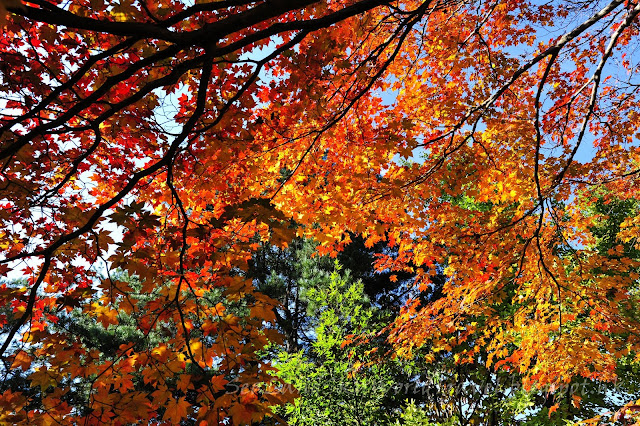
top-left (163, 397), bottom-right (190, 424)
top-left (10, 351), bottom-right (31, 371)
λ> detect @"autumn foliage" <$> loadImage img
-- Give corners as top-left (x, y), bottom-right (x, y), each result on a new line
top-left (2, 0), bottom-right (640, 424)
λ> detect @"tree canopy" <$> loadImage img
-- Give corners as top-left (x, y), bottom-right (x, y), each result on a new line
top-left (2, 0), bottom-right (640, 424)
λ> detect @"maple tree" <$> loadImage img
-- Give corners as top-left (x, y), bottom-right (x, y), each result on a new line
top-left (3, 0), bottom-right (640, 424)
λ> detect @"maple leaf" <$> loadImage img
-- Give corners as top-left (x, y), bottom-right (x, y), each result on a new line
top-left (29, 367), bottom-right (55, 390)
top-left (210, 375), bottom-right (229, 393)
top-left (176, 374), bottom-right (192, 392)
top-left (572, 394), bottom-right (582, 409)
top-left (163, 397), bottom-right (190, 424)
top-left (10, 351), bottom-right (31, 371)
top-left (228, 401), bottom-right (258, 426)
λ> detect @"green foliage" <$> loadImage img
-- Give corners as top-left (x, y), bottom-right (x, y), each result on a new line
top-left (275, 263), bottom-right (398, 425)
top-left (395, 400), bottom-right (437, 426)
